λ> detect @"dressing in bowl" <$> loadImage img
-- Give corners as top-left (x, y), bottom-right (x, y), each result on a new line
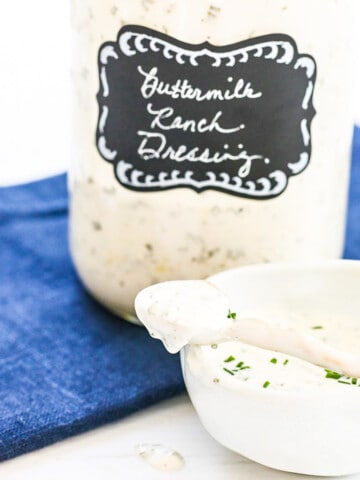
top-left (136, 260), bottom-right (360, 476)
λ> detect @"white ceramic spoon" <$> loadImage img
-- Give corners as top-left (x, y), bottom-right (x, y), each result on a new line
top-left (135, 279), bottom-right (360, 378)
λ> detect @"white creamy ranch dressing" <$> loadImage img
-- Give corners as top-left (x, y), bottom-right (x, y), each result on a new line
top-left (70, 0), bottom-right (359, 321)
top-left (135, 279), bottom-right (360, 378)
top-left (187, 341), bottom-right (360, 393)
top-left (136, 444), bottom-right (184, 471)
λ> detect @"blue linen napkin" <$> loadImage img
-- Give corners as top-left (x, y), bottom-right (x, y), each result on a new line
top-left (0, 175), bottom-right (184, 462)
top-left (0, 128), bottom-right (359, 462)
top-left (344, 128), bottom-right (360, 259)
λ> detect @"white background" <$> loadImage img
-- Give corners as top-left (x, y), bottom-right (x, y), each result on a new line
top-left (0, 0), bottom-right (71, 186)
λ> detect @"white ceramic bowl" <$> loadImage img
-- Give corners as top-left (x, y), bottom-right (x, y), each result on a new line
top-left (181, 260), bottom-right (360, 477)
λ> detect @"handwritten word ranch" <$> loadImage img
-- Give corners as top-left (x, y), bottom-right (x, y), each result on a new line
top-left (138, 66), bottom-right (262, 101)
top-left (137, 130), bottom-right (264, 177)
top-left (147, 103), bottom-right (245, 135)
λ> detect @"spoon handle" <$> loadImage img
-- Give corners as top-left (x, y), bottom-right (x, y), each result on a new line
top-left (228, 317), bottom-right (360, 378)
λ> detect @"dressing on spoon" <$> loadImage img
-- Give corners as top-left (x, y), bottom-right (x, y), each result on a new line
top-left (135, 279), bottom-right (360, 378)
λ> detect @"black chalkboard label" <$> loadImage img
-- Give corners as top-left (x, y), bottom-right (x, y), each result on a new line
top-left (96, 26), bottom-right (316, 199)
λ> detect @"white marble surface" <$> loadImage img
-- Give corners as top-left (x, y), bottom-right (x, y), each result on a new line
top-left (0, 0), bottom-right (72, 186)
top-left (1, 392), bottom-right (360, 480)
top-left (0, 393), bottom-right (345, 480)
top-left (0, 395), bottom-right (286, 479)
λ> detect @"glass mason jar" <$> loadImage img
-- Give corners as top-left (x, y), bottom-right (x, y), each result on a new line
top-left (69, 0), bottom-right (359, 323)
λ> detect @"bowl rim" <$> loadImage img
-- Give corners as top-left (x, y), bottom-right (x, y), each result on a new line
top-left (183, 259), bottom-right (360, 400)
top-left (207, 258), bottom-right (360, 283)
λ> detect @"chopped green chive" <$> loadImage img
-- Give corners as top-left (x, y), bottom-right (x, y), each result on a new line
top-left (325, 370), bottom-right (342, 380)
top-left (312, 326), bottom-right (324, 330)
top-left (223, 368), bottom-right (235, 376)
top-left (213, 378), bottom-right (220, 383)
top-left (263, 381), bottom-right (270, 389)
top-left (270, 358), bottom-right (277, 364)
top-left (283, 359), bottom-right (289, 366)
top-left (325, 371), bottom-right (360, 386)
top-left (224, 355), bottom-right (235, 363)
top-left (227, 309), bottom-right (237, 320)
top-left (211, 344), bottom-right (218, 349)
top-left (234, 361), bottom-right (251, 370)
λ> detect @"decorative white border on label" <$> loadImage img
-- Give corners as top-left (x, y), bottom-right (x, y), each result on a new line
top-left (97, 27), bottom-right (316, 199)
